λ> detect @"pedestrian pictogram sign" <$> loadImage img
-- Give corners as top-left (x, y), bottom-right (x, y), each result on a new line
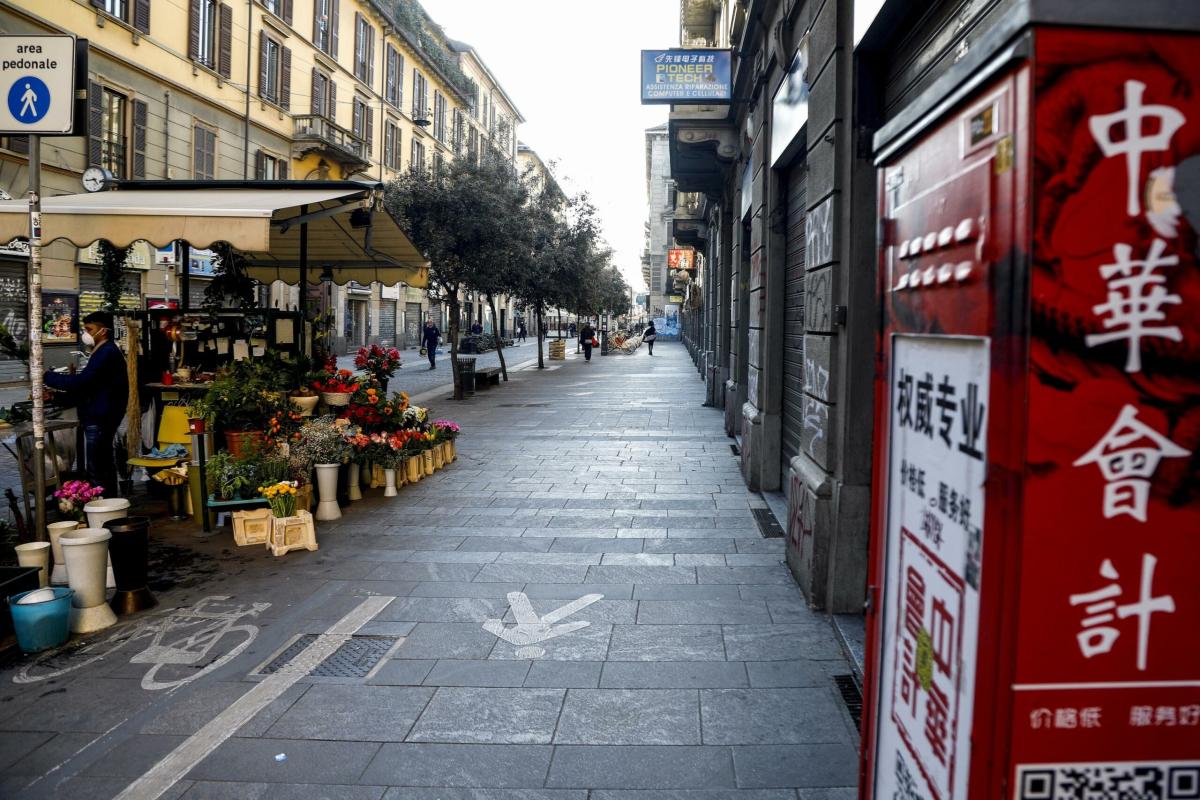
top-left (0, 35), bottom-right (75, 134)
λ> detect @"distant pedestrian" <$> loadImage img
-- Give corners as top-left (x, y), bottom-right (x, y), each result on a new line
top-left (471, 322), bottom-right (483, 335)
top-left (643, 321), bottom-right (657, 356)
top-left (517, 323), bottom-right (527, 342)
top-left (422, 320), bottom-right (440, 369)
top-left (568, 322), bottom-right (576, 339)
top-left (579, 321), bottom-right (596, 363)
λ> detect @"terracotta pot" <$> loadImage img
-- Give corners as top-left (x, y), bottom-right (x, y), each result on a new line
top-left (224, 430), bottom-right (263, 459)
top-left (422, 450), bottom-right (435, 476)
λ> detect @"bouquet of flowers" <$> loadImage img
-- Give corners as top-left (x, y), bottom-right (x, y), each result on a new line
top-left (431, 419), bottom-right (461, 441)
top-left (401, 405), bottom-right (428, 429)
top-left (354, 344), bottom-right (402, 386)
top-left (291, 415), bottom-right (351, 466)
top-left (312, 368), bottom-right (360, 394)
top-left (54, 480), bottom-right (104, 521)
top-left (260, 480), bottom-right (298, 518)
top-left (343, 390), bottom-right (412, 433)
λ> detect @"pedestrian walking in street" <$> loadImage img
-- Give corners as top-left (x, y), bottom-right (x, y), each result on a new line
top-left (517, 323), bottom-right (526, 342)
top-left (43, 311), bottom-right (128, 497)
top-left (422, 320), bottom-right (441, 370)
top-left (471, 322), bottom-right (483, 335)
top-left (643, 321), bottom-right (657, 356)
top-left (579, 321), bottom-right (596, 363)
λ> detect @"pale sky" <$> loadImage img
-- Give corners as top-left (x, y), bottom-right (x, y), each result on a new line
top-left (420, 0), bottom-right (678, 292)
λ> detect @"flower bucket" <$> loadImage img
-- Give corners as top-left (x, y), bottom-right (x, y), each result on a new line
top-left (432, 444), bottom-right (444, 470)
top-left (8, 587), bottom-right (73, 653)
top-left (446, 440), bottom-right (457, 462)
top-left (290, 394), bottom-right (320, 417)
top-left (384, 469), bottom-right (398, 497)
top-left (422, 450), bottom-right (435, 476)
top-left (405, 455), bottom-right (422, 484)
top-left (347, 463), bottom-right (363, 501)
top-left (224, 431), bottom-right (263, 459)
top-left (321, 391), bottom-right (351, 407)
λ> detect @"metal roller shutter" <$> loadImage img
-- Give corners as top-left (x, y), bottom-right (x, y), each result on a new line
top-left (405, 302), bottom-right (422, 347)
top-left (378, 300), bottom-right (396, 346)
top-left (0, 260), bottom-right (29, 383)
top-left (780, 161), bottom-right (807, 477)
top-left (78, 268), bottom-right (142, 331)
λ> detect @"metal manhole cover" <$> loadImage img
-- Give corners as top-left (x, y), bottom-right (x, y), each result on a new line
top-left (255, 634), bottom-right (399, 678)
top-left (752, 508), bottom-right (785, 539)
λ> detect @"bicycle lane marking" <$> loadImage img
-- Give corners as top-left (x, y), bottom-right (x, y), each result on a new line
top-left (111, 594), bottom-right (396, 800)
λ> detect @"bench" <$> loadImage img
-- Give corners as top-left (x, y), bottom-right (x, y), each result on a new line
top-left (473, 367), bottom-right (502, 389)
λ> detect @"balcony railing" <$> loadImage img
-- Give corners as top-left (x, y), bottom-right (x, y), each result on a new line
top-left (293, 115), bottom-right (369, 164)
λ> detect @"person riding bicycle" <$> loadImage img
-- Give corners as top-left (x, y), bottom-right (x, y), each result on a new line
top-left (643, 321), bottom-right (657, 356)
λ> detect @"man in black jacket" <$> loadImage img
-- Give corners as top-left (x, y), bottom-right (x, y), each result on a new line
top-left (422, 320), bottom-right (441, 370)
top-left (44, 311), bottom-right (128, 496)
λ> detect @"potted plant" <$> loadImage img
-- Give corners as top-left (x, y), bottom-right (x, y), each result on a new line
top-left (191, 371), bottom-right (289, 457)
top-left (260, 480), bottom-right (317, 557)
top-left (290, 416), bottom-right (350, 521)
top-left (431, 419), bottom-right (460, 463)
top-left (311, 356), bottom-right (360, 407)
top-left (354, 344), bottom-right (402, 392)
top-left (53, 480), bottom-right (104, 523)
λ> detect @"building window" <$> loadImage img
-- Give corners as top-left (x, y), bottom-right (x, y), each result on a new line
top-left (258, 33), bottom-right (290, 109)
top-left (411, 70), bottom-right (428, 121)
top-left (261, 0), bottom-right (281, 15)
top-left (467, 78), bottom-right (479, 119)
top-left (410, 138), bottom-right (425, 174)
top-left (433, 92), bottom-right (446, 142)
top-left (103, 0), bottom-right (129, 22)
top-left (385, 45), bottom-right (403, 109)
top-left (452, 108), bottom-right (464, 154)
top-left (102, 88), bottom-right (128, 178)
top-left (467, 126), bottom-right (478, 164)
top-left (311, 69), bottom-right (335, 119)
top-left (193, 124), bottom-right (216, 179)
top-left (384, 121), bottom-right (402, 171)
top-left (432, 152), bottom-right (444, 178)
top-left (254, 150), bottom-right (287, 179)
top-left (353, 13), bottom-right (374, 86)
top-left (352, 97), bottom-right (373, 155)
top-left (313, 0), bottom-right (337, 56)
top-left (195, 0), bottom-right (218, 67)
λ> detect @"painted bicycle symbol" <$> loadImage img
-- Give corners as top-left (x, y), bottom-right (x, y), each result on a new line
top-left (12, 595), bottom-right (270, 690)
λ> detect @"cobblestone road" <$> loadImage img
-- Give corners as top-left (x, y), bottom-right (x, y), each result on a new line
top-left (0, 342), bottom-right (859, 799)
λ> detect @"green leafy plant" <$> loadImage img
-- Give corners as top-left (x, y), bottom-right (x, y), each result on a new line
top-left (97, 241), bottom-right (128, 311)
top-left (191, 366), bottom-right (290, 431)
top-left (204, 243), bottom-right (259, 311)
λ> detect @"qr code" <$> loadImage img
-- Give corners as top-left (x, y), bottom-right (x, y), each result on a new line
top-left (1017, 762), bottom-right (1200, 800)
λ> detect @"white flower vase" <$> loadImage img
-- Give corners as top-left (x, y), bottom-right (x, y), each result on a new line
top-left (384, 468), bottom-right (398, 497)
top-left (314, 463), bottom-right (342, 521)
top-left (15, 542), bottom-right (51, 587)
top-left (347, 463), bottom-right (363, 501)
top-left (61, 528), bottom-right (118, 634)
top-left (47, 520), bottom-right (79, 585)
top-left (84, 498), bottom-right (129, 589)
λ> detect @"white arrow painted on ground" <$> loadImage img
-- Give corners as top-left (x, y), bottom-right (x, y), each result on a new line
top-left (483, 591), bottom-right (604, 657)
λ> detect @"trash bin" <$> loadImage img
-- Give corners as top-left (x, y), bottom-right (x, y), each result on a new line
top-left (456, 356), bottom-right (477, 395)
top-left (8, 586), bottom-right (73, 653)
top-left (104, 516), bottom-right (158, 614)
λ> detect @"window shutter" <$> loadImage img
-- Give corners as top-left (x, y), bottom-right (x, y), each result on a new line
top-left (312, 0), bottom-right (321, 47)
top-left (91, 0), bottom-right (105, 8)
top-left (353, 13), bottom-right (362, 78)
top-left (193, 128), bottom-right (202, 178)
top-left (367, 29), bottom-right (375, 87)
top-left (397, 54), bottom-right (404, 108)
top-left (327, 80), bottom-right (336, 122)
top-left (133, 0), bottom-right (151, 33)
top-left (188, 0), bottom-right (201, 60)
top-left (311, 68), bottom-right (323, 115)
top-left (383, 124), bottom-right (392, 169)
top-left (217, 3), bottom-right (233, 78)
top-left (352, 100), bottom-right (361, 138)
top-left (255, 150), bottom-right (266, 179)
top-left (280, 46), bottom-right (292, 110)
top-left (366, 106), bottom-right (373, 155)
top-left (88, 81), bottom-right (103, 167)
top-left (132, 99), bottom-right (147, 178)
top-left (330, 0), bottom-right (340, 58)
top-left (278, 159), bottom-right (288, 179)
top-left (282, 0), bottom-right (293, 25)
top-left (258, 31), bottom-right (268, 99)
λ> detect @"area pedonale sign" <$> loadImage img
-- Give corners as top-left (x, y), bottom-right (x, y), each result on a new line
top-left (640, 49), bottom-right (732, 104)
top-left (0, 35), bottom-right (75, 134)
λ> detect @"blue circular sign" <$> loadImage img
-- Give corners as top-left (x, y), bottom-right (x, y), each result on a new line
top-left (8, 76), bottom-right (50, 124)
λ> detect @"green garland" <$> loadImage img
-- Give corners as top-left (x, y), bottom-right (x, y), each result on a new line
top-left (97, 241), bottom-right (128, 311)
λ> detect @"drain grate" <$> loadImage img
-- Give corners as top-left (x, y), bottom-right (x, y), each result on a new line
top-left (730, 444), bottom-right (740, 456)
top-left (752, 508), bottom-right (785, 539)
top-left (498, 402), bottom-right (550, 408)
top-left (833, 673), bottom-right (864, 729)
top-left (256, 634), bottom-right (398, 678)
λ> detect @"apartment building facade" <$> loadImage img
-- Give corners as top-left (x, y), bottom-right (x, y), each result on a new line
top-left (0, 0), bottom-right (525, 368)
top-left (641, 123), bottom-right (673, 325)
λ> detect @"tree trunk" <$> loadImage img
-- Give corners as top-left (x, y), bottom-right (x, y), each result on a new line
top-left (448, 292), bottom-right (462, 401)
top-left (487, 294), bottom-right (508, 381)
top-left (536, 307), bottom-right (545, 369)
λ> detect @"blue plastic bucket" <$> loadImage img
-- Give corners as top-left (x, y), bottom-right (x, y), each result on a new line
top-left (8, 587), bottom-right (73, 653)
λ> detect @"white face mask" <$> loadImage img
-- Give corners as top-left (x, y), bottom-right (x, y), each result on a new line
top-left (81, 331), bottom-right (96, 347)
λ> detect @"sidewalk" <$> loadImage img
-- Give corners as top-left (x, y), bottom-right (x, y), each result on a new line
top-left (0, 342), bottom-right (859, 799)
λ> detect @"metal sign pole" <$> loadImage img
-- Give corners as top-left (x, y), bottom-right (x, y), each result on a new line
top-left (27, 135), bottom-right (46, 541)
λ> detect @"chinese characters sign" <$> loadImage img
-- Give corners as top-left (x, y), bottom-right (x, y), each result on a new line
top-left (640, 49), bottom-right (732, 104)
top-left (877, 335), bottom-right (988, 800)
top-left (1013, 27), bottom-right (1200, 779)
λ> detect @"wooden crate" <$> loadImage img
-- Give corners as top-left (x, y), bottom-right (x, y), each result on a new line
top-left (232, 508), bottom-right (273, 546)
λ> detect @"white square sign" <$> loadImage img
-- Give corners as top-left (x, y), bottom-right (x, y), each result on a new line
top-left (0, 35), bottom-right (75, 135)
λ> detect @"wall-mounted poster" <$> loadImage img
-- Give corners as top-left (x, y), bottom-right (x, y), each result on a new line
top-left (42, 292), bottom-right (78, 344)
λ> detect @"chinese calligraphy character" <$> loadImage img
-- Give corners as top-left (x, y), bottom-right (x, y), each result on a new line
top-left (1080, 707), bottom-right (1102, 728)
top-left (915, 372), bottom-right (935, 438)
top-left (1084, 239), bottom-right (1182, 373)
top-left (1054, 708), bottom-right (1078, 729)
top-left (936, 376), bottom-right (956, 448)
top-left (899, 565), bottom-right (926, 715)
top-left (1088, 79), bottom-right (1186, 216)
top-left (1154, 706), bottom-right (1177, 726)
top-left (1073, 404), bottom-right (1190, 522)
top-left (958, 382), bottom-right (986, 460)
top-left (1130, 705), bottom-right (1154, 726)
top-left (896, 369), bottom-right (914, 429)
top-left (1181, 705), bottom-right (1200, 726)
top-left (1030, 708), bottom-right (1052, 729)
top-left (1068, 554), bottom-right (1176, 671)
top-left (925, 681), bottom-right (950, 764)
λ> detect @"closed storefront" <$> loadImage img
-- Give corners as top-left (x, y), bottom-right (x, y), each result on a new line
top-left (779, 161), bottom-right (807, 480)
top-left (405, 301), bottom-right (422, 347)
top-left (378, 299), bottom-right (396, 346)
top-left (0, 259), bottom-right (28, 383)
top-left (79, 268), bottom-right (142, 331)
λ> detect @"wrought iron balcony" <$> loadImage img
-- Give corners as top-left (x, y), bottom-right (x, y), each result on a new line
top-left (293, 115), bottom-right (370, 167)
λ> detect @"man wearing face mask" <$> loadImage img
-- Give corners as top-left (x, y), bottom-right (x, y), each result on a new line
top-left (44, 311), bottom-right (128, 497)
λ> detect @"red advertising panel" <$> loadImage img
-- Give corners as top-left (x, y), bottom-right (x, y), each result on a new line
top-left (667, 247), bottom-right (695, 271)
top-left (1010, 28), bottom-right (1200, 795)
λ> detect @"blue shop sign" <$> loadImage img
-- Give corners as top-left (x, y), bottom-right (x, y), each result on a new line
top-left (641, 49), bottom-right (732, 104)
